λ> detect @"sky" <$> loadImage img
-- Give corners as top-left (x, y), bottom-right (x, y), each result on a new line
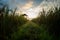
top-left (0, 0), bottom-right (43, 9)
top-left (0, 0), bottom-right (60, 20)
top-left (0, 0), bottom-right (60, 11)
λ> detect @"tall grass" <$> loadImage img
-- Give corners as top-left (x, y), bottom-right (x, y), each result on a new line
top-left (0, 5), bottom-right (28, 40)
top-left (32, 7), bottom-right (60, 40)
top-left (0, 3), bottom-right (60, 40)
top-left (12, 22), bottom-right (53, 40)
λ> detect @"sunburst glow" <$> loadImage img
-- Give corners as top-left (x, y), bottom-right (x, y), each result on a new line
top-left (22, 7), bottom-right (41, 20)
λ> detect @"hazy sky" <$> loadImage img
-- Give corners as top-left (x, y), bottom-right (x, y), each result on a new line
top-left (0, 0), bottom-right (60, 20)
top-left (0, 0), bottom-right (43, 9)
top-left (0, 0), bottom-right (60, 9)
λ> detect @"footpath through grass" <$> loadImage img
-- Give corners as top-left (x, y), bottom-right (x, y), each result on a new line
top-left (11, 21), bottom-right (53, 40)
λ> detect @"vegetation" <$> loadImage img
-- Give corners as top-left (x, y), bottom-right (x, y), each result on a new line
top-left (12, 21), bottom-right (52, 40)
top-left (0, 5), bottom-right (28, 40)
top-left (0, 3), bottom-right (60, 40)
top-left (32, 7), bottom-right (60, 40)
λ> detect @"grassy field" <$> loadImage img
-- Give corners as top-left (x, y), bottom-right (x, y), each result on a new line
top-left (0, 5), bottom-right (60, 40)
top-left (11, 21), bottom-right (53, 40)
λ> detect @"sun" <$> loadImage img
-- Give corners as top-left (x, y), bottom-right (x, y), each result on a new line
top-left (23, 8), bottom-right (39, 20)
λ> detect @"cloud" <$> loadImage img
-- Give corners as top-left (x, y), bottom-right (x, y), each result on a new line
top-left (27, 0), bottom-right (34, 1)
top-left (42, 0), bottom-right (60, 7)
top-left (22, 1), bottom-right (33, 10)
top-left (36, 0), bottom-right (60, 12)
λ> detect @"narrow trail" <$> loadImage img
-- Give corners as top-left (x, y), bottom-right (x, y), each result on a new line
top-left (21, 21), bottom-right (40, 27)
top-left (13, 21), bottom-right (52, 40)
